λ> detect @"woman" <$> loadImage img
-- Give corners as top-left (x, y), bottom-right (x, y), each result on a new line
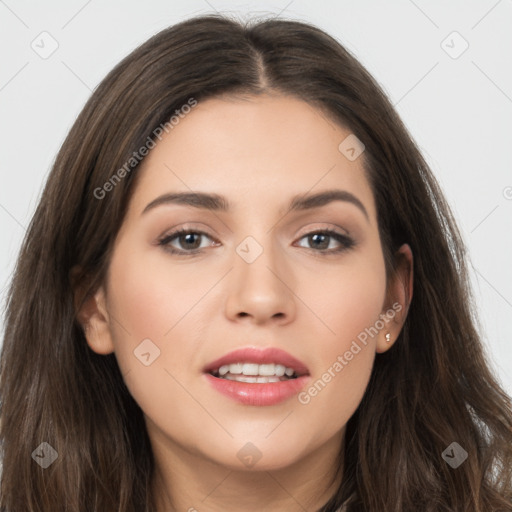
top-left (1, 13), bottom-right (511, 512)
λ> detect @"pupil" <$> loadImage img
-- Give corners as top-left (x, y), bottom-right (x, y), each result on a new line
top-left (181, 233), bottom-right (200, 249)
top-left (310, 233), bottom-right (328, 249)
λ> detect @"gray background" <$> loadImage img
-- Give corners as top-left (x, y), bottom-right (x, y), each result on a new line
top-left (0, 0), bottom-right (511, 394)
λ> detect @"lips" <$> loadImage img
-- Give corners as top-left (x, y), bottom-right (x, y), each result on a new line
top-left (203, 347), bottom-right (310, 406)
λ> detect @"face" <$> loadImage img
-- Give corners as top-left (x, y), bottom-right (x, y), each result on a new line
top-left (82, 94), bottom-right (409, 473)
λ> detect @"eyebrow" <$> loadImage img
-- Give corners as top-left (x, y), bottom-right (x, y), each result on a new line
top-left (141, 189), bottom-right (369, 221)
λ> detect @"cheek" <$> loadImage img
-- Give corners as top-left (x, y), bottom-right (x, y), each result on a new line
top-left (333, 270), bottom-right (386, 342)
top-left (106, 243), bottom-right (214, 343)
top-left (104, 243), bottom-right (217, 395)
top-left (103, 246), bottom-right (200, 425)
top-left (298, 249), bottom-right (386, 430)
top-left (314, 249), bottom-right (387, 351)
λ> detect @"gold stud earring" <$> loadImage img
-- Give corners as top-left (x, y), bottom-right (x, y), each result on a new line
top-left (385, 333), bottom-right (391, 343)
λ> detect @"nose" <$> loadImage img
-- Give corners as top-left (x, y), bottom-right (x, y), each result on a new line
top-left (224, 238), bottom-right (296, 326)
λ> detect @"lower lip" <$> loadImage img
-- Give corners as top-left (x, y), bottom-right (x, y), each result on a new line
top-left (204, 373), bottom-right (310, 406)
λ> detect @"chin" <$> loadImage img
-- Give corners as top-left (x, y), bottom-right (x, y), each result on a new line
top-left (202, 435), bottom-right (311, 472)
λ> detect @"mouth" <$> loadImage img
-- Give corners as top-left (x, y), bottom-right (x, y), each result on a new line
top-left (203, 347), bottom-right (310, 406)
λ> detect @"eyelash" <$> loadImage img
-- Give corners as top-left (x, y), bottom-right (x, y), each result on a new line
top-left (157, 228), bottom-right (356, 256)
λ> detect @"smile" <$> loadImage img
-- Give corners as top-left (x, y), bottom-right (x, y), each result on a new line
top-left (203, 348), bottom-right (311, 406)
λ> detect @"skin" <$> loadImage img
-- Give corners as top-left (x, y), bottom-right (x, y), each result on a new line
top-left (78, 94), bottom-right (413, 512)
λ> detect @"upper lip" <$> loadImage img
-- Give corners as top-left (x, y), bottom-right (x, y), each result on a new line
top-left (203, 347), bottom-right (310, 376)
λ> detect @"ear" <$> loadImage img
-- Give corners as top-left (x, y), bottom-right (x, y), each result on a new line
top-left (376, 243), bottom-right (413, 354)
top-left (70, 265), bottom-right (115, 355)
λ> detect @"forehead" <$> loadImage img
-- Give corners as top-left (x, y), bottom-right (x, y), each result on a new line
top-left (127, 94), bottom-right (376, 221)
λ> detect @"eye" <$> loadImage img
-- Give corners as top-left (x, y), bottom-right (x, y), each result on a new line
top-left (295, 229), bottom-right (355, 254)
top-left (158, 229), bottom-right (217, 255)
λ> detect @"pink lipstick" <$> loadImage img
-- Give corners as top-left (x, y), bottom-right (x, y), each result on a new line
top-left (203, 347), bottom-right (310, 406)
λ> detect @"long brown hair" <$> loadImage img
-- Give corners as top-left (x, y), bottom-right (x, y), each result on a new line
top-left (1, 14), bottom-right (511, 512)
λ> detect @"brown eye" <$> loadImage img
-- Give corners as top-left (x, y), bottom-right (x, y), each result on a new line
top-left (158, 229), bottom-right (216, 254)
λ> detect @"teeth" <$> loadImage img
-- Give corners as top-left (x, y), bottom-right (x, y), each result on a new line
top-left (242, 363), bottom-right (259, 376)
top-left (229, 363), bottom-right (243, 374)
top-left (258, 363), bottom-right (275, 376)
top-left (275, 364), bottom-right (285, 377)
top-left (218, 365), bottom-right (230, 376)
top-left (224, 375), bottom-right (281, 383)
top-left (213, 362), bottom-right (297, 379)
